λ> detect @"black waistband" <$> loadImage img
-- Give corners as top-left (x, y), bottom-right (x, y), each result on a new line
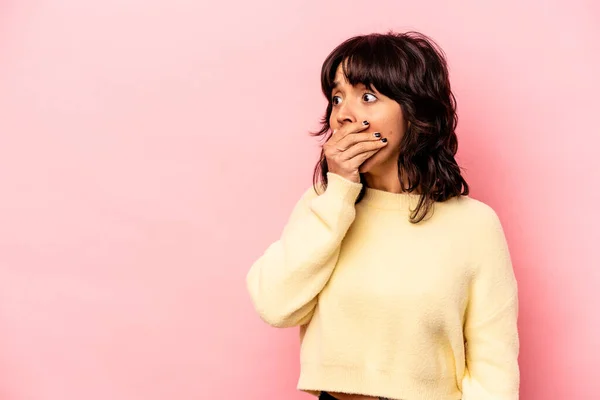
top-left (319, 393), bottom-right (391, 400)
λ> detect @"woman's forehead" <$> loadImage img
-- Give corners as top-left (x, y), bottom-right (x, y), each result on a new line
top-left (333, 66), bottom-right (367, 88)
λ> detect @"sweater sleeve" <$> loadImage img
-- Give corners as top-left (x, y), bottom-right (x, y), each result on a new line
top-left (246, 173), bottom-right (363, 328)
top-left (461, 206), bottom-right (520, 400)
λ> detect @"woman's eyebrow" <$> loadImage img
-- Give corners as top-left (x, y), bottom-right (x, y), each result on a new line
top-left (332, 80), bottom-right (365, 89)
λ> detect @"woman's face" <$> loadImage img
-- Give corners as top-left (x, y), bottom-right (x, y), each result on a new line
top-left (328, 63), bottom-right (408, 174)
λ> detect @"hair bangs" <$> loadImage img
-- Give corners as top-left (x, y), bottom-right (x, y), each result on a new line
top-left (321, 36), bottom-right (400, 100)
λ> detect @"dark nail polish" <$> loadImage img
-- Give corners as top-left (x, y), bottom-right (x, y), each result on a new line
top-left (381, 138), bottom-right (388, 143)
top-left (363, 121), bottom-right (369, 125)
top-left (373, 132), bottom-right (381, 138)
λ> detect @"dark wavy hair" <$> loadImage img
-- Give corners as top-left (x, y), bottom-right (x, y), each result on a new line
top-left (312, 31), bottom-right (469, 223)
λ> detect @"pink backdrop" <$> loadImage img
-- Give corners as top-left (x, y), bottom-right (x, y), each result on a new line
top-left (1, 1), bottom-right (599, 399)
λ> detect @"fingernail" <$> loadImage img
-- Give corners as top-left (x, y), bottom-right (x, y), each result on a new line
top-left (363, 121), bottom-right (369, 125)
top-left (381, 138), bottom-right (388, 143)
top-left (373, 132), bottom-right (381, 138)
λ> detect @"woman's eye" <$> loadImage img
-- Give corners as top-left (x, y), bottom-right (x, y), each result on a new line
top-left (363, 93), bottom-right (377, 102)
top-left (332, 93), bottom-right (376, 105)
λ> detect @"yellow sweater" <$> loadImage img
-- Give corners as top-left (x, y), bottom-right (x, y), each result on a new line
top-left (247, 173), bottom-right (519, 400)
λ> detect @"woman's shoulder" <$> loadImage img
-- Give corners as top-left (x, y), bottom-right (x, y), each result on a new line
top-left (444, 194), bottom-right (496, 212)
top-left (436, 195), bottom-right (503, 228)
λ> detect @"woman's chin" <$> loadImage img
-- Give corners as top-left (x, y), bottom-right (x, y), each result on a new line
top-left (359, 154), bottom-right (380, 173)
top-left (358, 163), bottom-right (372, 174)
top-left (359, 150), bottom-right (397, 175)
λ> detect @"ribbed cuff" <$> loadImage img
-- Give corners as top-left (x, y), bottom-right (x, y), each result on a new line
top-left (324, 172), bottom-right (363, 204)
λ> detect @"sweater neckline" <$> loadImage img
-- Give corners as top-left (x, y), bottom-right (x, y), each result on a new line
top-left (361, 186), bottom-right (423, 210)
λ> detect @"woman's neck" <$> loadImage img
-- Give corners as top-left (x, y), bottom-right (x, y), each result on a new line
top-left (363, 169), bottom-right (420, 194)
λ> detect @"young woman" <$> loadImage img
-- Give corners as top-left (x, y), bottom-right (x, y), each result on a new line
top-left (246, 31), bottom-right (519, 400)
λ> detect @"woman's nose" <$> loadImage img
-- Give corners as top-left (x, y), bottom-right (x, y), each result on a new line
top-left (336, 102), bottom-right (357, 125)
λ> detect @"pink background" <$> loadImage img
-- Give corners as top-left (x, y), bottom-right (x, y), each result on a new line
top-left (0, 0), bottom-right (599, 399)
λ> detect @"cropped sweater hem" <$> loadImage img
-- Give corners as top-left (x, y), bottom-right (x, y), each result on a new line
top-left (297, 363), bottom-right (463, 400)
